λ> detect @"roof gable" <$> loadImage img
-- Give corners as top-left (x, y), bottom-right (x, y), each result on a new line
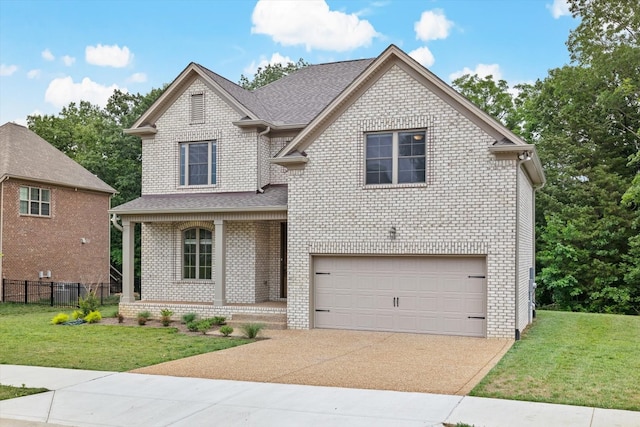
top-left (0, 122), bottom-right (116, 193)
top-left (274, 44), bottom-right (545, 185)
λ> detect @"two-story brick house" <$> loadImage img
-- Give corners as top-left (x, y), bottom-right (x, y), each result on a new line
top-left (0, 122), bottom-right (116, 290)
top-left (112, 45), bottom-right (544, 339)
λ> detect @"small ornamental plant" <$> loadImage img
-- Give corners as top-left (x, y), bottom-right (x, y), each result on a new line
top-left (182, 313), bottom-right (197, 324)
top-left (84, 310), bottom-right (102, 324)
top-left (240, 323), bottom-right (265, 339)
top-left (72, 310), bottom-right (84, 320)
top-left (196, 319), bottom-right (215, 334)
top-left (160, 308), bottom-right (173, 327)
top-left (116, 312), bottom-right (124, 323)
top-left (78, 291), bottom-right (100, 316)
top-left (212, 316), bottom-right (226, 326)
top-left (51, 313), bottom-right (70, 325)
top-left (137, 311), bottom-right (151, 325)
top-left (219, 325), bottom-right (233, 337)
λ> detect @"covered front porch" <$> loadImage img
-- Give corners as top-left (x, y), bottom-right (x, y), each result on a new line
top-left (110, 186), bottom-right (288, 322)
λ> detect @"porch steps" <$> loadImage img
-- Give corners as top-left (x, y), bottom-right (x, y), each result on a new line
top-left (227, 313), bottom-right (287, 330)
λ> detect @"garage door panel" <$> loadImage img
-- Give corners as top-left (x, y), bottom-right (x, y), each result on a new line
top-left (314, 256), bottom-right (486, 337)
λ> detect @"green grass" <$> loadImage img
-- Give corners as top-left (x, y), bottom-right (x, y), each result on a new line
top-left (0, 384), bottom-right (48, 400)
top-left (471, 310), bottom-right (640, 411)
top-left (0, 303), bottom-right (252, 372)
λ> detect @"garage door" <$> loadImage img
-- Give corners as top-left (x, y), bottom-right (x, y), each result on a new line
top-left (314, 256), bottom-right (486, 337)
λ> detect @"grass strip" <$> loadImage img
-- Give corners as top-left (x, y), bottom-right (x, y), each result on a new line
top-left (471, 310), bottom-right (640, 411)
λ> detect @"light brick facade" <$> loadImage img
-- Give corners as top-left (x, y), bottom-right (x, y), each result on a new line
top-left (115, 47), bottom-right (542, 339)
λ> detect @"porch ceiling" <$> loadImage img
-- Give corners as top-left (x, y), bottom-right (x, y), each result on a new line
top-left (110, 185), bottom-right (287, 215)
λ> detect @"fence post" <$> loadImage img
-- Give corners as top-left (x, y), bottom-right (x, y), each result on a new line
top-left (100, 284), bottom-right (104, 305)
top-left (50, 282), bottom-right (54, 306)
top-left (77, 283), bottom-right (81, 306)
top-left (1, 278), bottom-right (4, 302)
top-left (24, 280), bottom-right (28, 304)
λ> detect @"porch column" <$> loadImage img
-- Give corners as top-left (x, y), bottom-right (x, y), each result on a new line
top-left (121, 219), bottom-right (135, 303)
top-left (214, 219), bottom-right (226, 306)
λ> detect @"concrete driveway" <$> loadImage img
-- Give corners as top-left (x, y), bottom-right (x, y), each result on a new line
top-left (133, 329), bottom-right (512, 395)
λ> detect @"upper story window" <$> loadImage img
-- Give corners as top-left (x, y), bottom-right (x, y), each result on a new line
top-left (179, 141), bottom-right (217, 186)
top-left (183, 228), bottom-right (212, 280)
top-left (190, 93), bottom-right (204, 124)
top-left (365, 130), bottom-right (426, 185)
top-left (19, 186), bottom-right (50, 216)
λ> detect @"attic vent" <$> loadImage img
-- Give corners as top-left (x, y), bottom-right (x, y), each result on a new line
top-left (191, 93), bottom-right (204, 124)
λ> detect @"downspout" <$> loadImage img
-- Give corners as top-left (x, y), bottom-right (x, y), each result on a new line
top-left (0, 176), bottom-right (7, 283)
top-left (256, 126), bottom-right (271, 193)
top-left (515, 153), bottom-right (532, 340)
top-left (110, 214), bottom-right (123, 232)
top-left (531, 181), bottom-right (545, 320)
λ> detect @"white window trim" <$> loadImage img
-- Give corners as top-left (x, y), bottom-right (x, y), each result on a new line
top-left (364, 129), bottom-right (427, 186)
top-left (179, 140), bottom-right (217, 187)
top-left (182, 227), bottom-right (213, 280)
top-left (19, 186), bottom-right (51, 217)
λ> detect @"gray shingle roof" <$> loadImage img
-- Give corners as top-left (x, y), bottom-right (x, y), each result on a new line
top-left (0, 122), bottom-right (116, 193)
top-left (110, 185), bottom-right (287, 214)
top-left (196, 59), bottom-right (374, 126)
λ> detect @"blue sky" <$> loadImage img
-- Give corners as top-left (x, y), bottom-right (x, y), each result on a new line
top-left (0, 0), bottom-right (577, 125)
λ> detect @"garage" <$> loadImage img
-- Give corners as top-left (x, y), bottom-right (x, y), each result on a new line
top-left (313, 256), bottom-right (486, 337)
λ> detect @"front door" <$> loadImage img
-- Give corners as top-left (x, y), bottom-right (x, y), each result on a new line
top-left (280, 222), bottom-right (287, 298)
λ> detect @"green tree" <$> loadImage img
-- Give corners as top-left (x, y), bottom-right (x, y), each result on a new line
top-left (239, 59), bottom-right (309, 90)
top-left (451, 74), bottom-right (518, 130)
top-left (27, 87), bottom-right (165, 274)
top-left (518, 0), bottom-right (640, 313)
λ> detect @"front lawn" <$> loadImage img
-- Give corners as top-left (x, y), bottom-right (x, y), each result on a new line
top-left (471, 310), bottom-right (640, 411)
top-left (0, 384), bottom-right (49, 400)
top-left (0, 303), bottom-right (252, 372)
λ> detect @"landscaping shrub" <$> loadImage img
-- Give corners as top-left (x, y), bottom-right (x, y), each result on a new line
top-left (212, 316), bottom-right (226, 325)
top-left (186, 321), bottom-right (199, 332)
top-left (78, 291), bottom-right (99, 316)
top-left (240, 323), bottom-right (265, 339)
top-left (71, 310), bottom-right (84, 320)
top-left (116, 312), bottom-right (124, 323)
top-left (51, 313), bottom-right (69, 325)
top-left (160, 308), bottom-right (173, 326)
top-left (219, 325), bottom-right (233, 337)
top-left (182, 313), bottom-right (197, 324)
top-left (84, 311), bottom-right (102, 324)
top-left (195, 319), bottom-right (215, 334)
top-left (137, 311), bottom-right (151, 325)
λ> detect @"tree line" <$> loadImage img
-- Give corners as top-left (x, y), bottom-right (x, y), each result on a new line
top-left (26, 0), bottom-right (638, 314)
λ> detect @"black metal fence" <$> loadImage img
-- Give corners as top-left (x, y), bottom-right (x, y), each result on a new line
top-left (1, 279), bottom-right (113, 307)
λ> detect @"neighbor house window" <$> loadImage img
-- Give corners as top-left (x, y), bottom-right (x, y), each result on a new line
top-left (191, 93), bottom-right (204, 123)
top-left (183, 228), bottom-right (212, 279)
top-left (365, 130), bottom-right (426, 185)
top-left (19, 187), bottom-right (50, 216)
top-left (179, 141), bottom-right (217, 186)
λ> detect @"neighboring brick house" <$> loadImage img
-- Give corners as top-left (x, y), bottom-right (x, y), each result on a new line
top-left (0, 122), bottom-right (116, 290)
top-left (112, 45), bottom-right (544, 339)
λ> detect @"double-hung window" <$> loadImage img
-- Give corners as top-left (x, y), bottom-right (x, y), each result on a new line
top-left (183, 228), bottom-right (212, 280)
top-left (180, 141), bottom-right (217, 186)
top-left (19, 186), bottom-right (50, 216)
top-left (365, 130), bottom-right (426, 185)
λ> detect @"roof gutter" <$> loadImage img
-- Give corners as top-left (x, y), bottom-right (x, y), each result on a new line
top-left (0, 173), bottom-right (116, 195)
top-left (0, 175), bottom-right (8, 280)
top-left (108, 205), bottom-right (288, 216)
top-left (232, 119), bottom-right (305, 132)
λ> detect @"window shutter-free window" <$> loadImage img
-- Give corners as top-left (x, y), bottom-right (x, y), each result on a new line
top-left (19, 186), bottom-right (50, 216)
top-left (179, 141), bottom-right (217, 186)
top-left (365, 130), bottom-right (426, 185)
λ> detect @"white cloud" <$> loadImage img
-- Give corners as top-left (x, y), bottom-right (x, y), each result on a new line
top-left (547, 0), bottom-right (571, 19)
top-left (27, 69), bottom-right (41, 79)
top-left (251, 0), bottom-right (378, 51)
top-left (85, 44), bottom-right (133, 67)
top-left (243, 52), bottom-right (294, 76)
top-left (62, 55), bottom-right (76, 66)
top-left (42, 49), bottom-right (55, 61)
top-left (0, 64), bottom-right (18, 76)
top-left (44, 76), bottom-right (124, 108)
top-left (449, 63), bottom-right (503, 82)
top-left (127, 72), bottom-right (147, 83)
top-left (408, 46), bottom-right (435, 68)
top-left (414, 9), bottom-right (453, 41)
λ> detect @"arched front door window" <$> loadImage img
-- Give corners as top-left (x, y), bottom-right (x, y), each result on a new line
top-left (183, 228), bottom-right (212, 279)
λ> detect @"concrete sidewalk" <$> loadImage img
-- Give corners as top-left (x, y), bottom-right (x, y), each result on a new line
top-left (1, 365), bottom-right (638, 427)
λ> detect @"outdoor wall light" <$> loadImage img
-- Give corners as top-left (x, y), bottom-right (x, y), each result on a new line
top-left (518, 151), bottom-right (531, 161)
top-left (389, 226), bottom-right (397, 240)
